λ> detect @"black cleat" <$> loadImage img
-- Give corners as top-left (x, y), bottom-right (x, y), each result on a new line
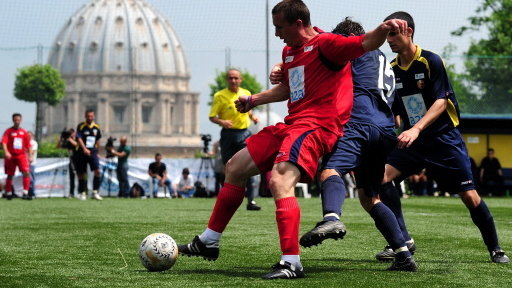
top-left (376, 240), bottom-right (416, 262)
top-left (261, 260), bottom-right (305, 280)
top-left (5, 192), bottom-right (13, 200)
top-left (387, 256), bottom-right (417, 272)
top-left (491, 249), bottom-right (510, 264)
top-left (178, 236), bottom-right (219, 261)
top-left (247, 202), bottom-right (261, 211)
top-left (22, 194), bottom-right (33, 200)
top-left (300, 220), bottom-right (346, 248)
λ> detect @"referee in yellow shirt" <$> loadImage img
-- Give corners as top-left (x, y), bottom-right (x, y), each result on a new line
top-left (209, 68), bottom-right (261, 210)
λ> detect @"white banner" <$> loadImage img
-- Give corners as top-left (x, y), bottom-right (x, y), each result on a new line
top-left (0, 157), bottom-right (227, 198)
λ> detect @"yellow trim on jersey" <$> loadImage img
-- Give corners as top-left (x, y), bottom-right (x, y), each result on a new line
top-left (209, 88), bottom-right (252, 129)
top-left (446, 99), bottom-right (459, 127)
top-left (78, 122), bottom-right (101, 130)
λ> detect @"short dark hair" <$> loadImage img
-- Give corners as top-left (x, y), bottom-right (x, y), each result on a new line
top-left (12, 113), bottom-right (22, 119)
top-left (182, 168), bottom-right (190, 175)
top-left (155, 153), bottom-right (161, 157)
top-left (384, 11), bottom-right (415, 39)
top-left (332, 17), bottom-right (365, 35)
top-left (272, 0), bottom-right (311, 27)
top-left (85, 109), bottom-right (95, 115)
top-left (488, 148), bottom-right (495, 153)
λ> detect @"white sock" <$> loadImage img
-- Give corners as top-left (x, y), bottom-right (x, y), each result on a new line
top-left (199, 228), bottom-right (221, 247)
top-left (323, 213), bottom-right (340, 220)
top-left (281, 255), bottom-right (301, 268)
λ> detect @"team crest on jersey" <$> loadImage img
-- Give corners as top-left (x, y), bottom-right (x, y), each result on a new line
top-left (285, 56), bottom-right (294, 63)
top-left (93, 129), bottom-right (98, 136)
top-left (396, 82), bottom-right (403, 89)
top-left (415, 73), bottom-right (425, 79)
top-left (10, 132), bottom-right (18, 137)
top-left (304, 45), bottom-right (313, 52)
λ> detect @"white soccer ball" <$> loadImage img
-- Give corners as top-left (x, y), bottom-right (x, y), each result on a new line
top-left (139, 233), bottom-right (178, 272)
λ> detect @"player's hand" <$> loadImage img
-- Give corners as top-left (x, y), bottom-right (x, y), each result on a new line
top-left (397, 127), bottom-right (420, 149)
top-left (269, 64), bottom-right (283, 85)
top-left (382, 19), bottom-right (408, 34)
top-left (84, 148), bottom-right (91, 156)
top-left (235, 96), bottom-right (254, 113)
top-left (220, 119), bottom-right (233, 129)
top-left (4, 152), bottom-right (12, 160)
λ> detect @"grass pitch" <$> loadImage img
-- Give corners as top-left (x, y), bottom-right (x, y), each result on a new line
top-left (1, 196), bottom-right (511, 287)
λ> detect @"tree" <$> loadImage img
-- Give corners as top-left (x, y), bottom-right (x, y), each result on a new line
top-left (208, 69), bottom-right (263, 107)
top-left (451, 0), bottom-right (512, 113)
top-left (14, 64), bottom-right (66, 142)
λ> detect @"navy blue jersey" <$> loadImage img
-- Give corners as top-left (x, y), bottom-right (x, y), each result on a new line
top-left (351, 49), bottom-right (396, 128)
top-left (391, 46), bottom-right (460, 135)
top-left (76, 121), bottom-right (102, 152)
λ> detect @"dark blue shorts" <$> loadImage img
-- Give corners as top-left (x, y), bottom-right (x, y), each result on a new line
top-left (387, 128), bottom-right (475, 193)
top-left (75, 151), bottom-right (100, 174)
top-left (321, 122), bottom-right (397, 193)
top-left (220, 128), bottom-right (252, 165)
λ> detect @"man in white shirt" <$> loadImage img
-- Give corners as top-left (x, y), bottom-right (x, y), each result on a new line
top-left (175, 168), bottom-right (195, 198)
top-left (28, 131), bottom-right (38, 199)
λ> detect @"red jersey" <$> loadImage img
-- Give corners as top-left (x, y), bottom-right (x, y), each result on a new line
top-left (282, 31), bottom-right (365, 135)
top-left (2, 127), bottom-right (30, 156)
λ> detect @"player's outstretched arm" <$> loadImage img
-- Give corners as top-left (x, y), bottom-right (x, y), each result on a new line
top-left (397, 98), bottom-right (447, 149)
top-left (362, 19), bottom-right (408, 52)
top-left (235, 83), bottom-right (289, 113)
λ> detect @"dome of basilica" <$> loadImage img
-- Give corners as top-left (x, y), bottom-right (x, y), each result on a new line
top-left (48, 0), bottom-right (188, 76)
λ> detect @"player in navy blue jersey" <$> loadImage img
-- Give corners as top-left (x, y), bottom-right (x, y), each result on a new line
top-left (270, 17), bottom-right (416, 271)
top-left (381, 11), bottom-right (508, 264)
top-left (76, 109), bottom-right (103, 201)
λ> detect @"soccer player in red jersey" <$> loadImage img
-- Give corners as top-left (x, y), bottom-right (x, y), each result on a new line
top-left (178, 0), bottom-right (408, 279)
top-left (2, 113), bottom-right (32, 200)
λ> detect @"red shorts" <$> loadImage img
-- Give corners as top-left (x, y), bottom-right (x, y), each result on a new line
top-left (4, 154), bottom-right (29, 175)
top-left (246, 122), bottom-right (339, 183)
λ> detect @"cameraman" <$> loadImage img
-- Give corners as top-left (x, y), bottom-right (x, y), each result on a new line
top-left (209, 68), bottom-right (261, 210)
top-left (108, 136), bottom-right (131, 198)
top-left (57, 128), bottom-right (79, 198)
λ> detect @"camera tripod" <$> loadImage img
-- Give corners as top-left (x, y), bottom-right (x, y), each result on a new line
top-left (100, 157), bottom-right (116, 197)
top-left (197, 156), bottom-right (214, 195)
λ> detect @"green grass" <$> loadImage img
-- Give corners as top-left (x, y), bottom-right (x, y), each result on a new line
top-left (1, 196), bottom-right (511, 287)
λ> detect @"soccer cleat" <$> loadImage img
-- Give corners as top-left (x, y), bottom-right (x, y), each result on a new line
top-left (491, 249), bottom-right (510, 264)
top-left (300, 220), bottom-right (346, 248)
top-left (247, 201), bottom-right (261, 211)
top-left (5, 192), bottom-right (13, 200)
top-left (387, 256), bottom-right (417, 272)
top-left (92, 191), bottom-right (103, 200)
top-left (21, 194), bottom-right (33, 200)
top-left (79, 192), bottom-right (87, 201)
top-left (376, 240), bottom-right (416, 262)
top-left (261, 260), bottom-right (305, 280)
top-left (178, 236), bottom-right (219, 261)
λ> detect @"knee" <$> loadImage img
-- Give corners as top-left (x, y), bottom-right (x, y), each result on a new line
top-left (460, 190), bottom-right (480, 208)
top-left (358, 192), bottom-right (379, 212)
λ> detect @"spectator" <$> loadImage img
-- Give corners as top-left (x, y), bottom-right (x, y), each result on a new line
top-left (27, 131), bottom-right (38, 198)
top-left (407, 169), bottom-right (428, 196)
top-left (2, 113), bottom-right (32, 200)
top-left (147, 153), bottom-right (174, 198)
top-left (109, 136), bottom-right (131, 198)
top-left (480, 148), bottom-right (504, 196)
top-left (210, 140), bottom-right (225, 196)
top-left (175, 168), bottom-right (195, 198)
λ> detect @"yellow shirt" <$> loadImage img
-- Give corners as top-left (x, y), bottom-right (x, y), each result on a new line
top-left (209, 87), bottom-right (252, 129)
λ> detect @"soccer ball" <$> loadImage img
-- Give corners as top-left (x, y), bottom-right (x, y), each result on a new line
top-left (139, 233), bottom-right (178, 272)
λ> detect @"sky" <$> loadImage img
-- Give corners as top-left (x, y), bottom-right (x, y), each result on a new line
top-left (0, 0), bottom-right (485, 142)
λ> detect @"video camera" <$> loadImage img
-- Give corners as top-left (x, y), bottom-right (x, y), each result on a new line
top-left (105, 136), bottom-right (117, 158)
top-left (200, 134), bottom-right (212, 153)
top-left (58, 128), bottom-right (72, 148)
